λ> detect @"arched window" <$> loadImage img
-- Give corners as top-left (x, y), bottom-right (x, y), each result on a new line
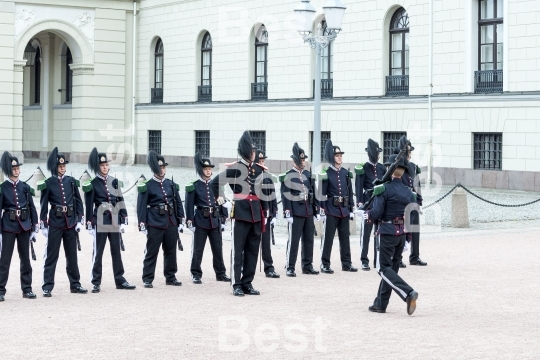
top-left (386, 8), bottom-right (409, 96)
top-left (152, 39), bottom-right (164, 103)
top-left (475, 0), bottom-right (503, 93)
top-left (319, 20), bottom-right (333, 98)
top-left (252, 25), bottom-right (268, 100)
top-left (34, 47), bottom-right (41, 105)
top-left (65, 47), bottom-right (73, 103)
top-left (199, 32), bottom-right (212, 102)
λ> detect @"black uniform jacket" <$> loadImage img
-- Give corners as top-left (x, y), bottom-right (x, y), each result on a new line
top-left (367, 178), bottom-right (416, 236)
top-left (137, 177), bottom-right (185, 230)
top-left (280, 167), bottom-right (319, 218)
top-left (211, 159), bottom-right (269, 223)
top-left (0, 179), bottom-right (38, 233)
top-left (39, 175), bottom-right (84, 229)
top-left (83, 174), bottom-right (128, 226)
top-left (320, 166), bottom-right (354, 218)
top-left (402, 161), bottom-right (423, 206)
top-left (355, 161), bottom-right (386, 205)
top-left (185, 178), bottom-right (227, 229)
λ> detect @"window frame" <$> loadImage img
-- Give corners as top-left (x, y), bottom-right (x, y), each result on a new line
top-left (154, 39), bottom-right (164, 89)
top-left (389, 8), bottom-right (410, 77)
top-left (249, 131), bottom-right (266, 154)
top-left (34, 46), bottom-right (41, 105)
top-left (320, 20), bottom-right (333, 81)
top-left (65, 48), bottom-right (73, 104)
top-left (195, 130), bottom-right (210, 157)
top-left (473, 132), bottom-right (502, 170)
top-left (148, 130), bottom-right (162, 155)
top-left (201, 33), bottom-right (212, 87)
top-left (382, 131), bottom-right (407, 164)
top-left (254, 25), bottom-right (268, 84)
top-left (478, 0), bottom-right (503, 71)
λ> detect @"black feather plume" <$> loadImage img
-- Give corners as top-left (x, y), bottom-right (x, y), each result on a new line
top-left (47, 147), bottom-right (59, 176)
top-left (238, 131), bottom-right (254, 160)
top-left (194, 151), bottom-right (203, 177)
top-left (366, 139), bottom-right (381, 163)
top-left (291, 142), bottom-right (302, 167)
top-left (324, 139), bottom-right (334, 166)
top-left (1, 151), bottom-right (12, 177)
top-left (147, 150), bottom-right (160, 175)
top-left (88, 147), bottom-right (100, 174)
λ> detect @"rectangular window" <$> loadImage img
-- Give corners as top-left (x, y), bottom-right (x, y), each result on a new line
top-left (249, 131), bottom-right (266, 153)
top-left (195, 131), bottom-right (210, 157)
top-left (310, 131), bottom-right (331, 163)
top-left (383, 132), bottom-right (407, 163)
top-left (148, 130), bottom-right (162, 154)
top-left (474, 133), bottom-right (502, 170)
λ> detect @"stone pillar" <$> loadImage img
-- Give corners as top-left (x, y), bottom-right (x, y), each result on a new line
top-left (12, 59), bottom-right (27, 152)
top-left (451, 187), bottom-right (469, 228)
top-left (69, 64), bottom-right (95, 163)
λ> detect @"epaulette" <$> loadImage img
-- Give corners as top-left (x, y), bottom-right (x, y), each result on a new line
top-left (37, 178), bottom-right (49, 191)
top-left (137, 179), bottom-right (150, 193)
top-left (373, 184), bottom-right (386, 196)
top-left (318, 168), bottom-right (328, 181)
top-left (348, 170), bottom-right (354, 179)
top-left (416, 166), bottom-right (421, 175)
top-left (278, 173), bottom-right (287, 183)
top-left (82, 179), bottom-right (94, 193)
top-left (354, 163), bottom-right (365, 175)
top-left (175, 182), bottom-right (180, 192)
top-left (73, 179), bottom-right (80, 188)
top-left (185, 180), bottom-right (197, 193)
top-left (29, 186), bottom-right (36, 196)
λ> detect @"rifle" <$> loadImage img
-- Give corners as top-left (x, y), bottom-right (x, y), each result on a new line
top-left (171, 176), bottom-right (184, 251)
top-left (271, 222), bottom-right (275, 245)
top-left (30, 236), bottom-right (37, 260)
top-left (360, 148), bottom-right (407, 211)
top-left (120, 232), bottom-right (125, 251)
top-left (71, 179), bottom-right (82, 251)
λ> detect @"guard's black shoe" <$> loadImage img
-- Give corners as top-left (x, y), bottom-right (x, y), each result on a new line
top-left (116, 282), bottom-right (136, 290)
top-left (286, 269), bottom-right (296, 277)
top-left (216, 275), bottom-right (231, 282)
top-left (406, 290), bottom-right (419, 315)
top-left (342, 265), bottom-right (358, 272)
top-left (92, 285), bottom-right (100, 293)
top-left (399, 260), bottom-right (407, 268)
top-left (410, 259), bottom-right (427, 266)
top-left (243, 287), bottom-right (260, 295)
top-left (0, 295), bottom-right (4, 301)
top-left (166, 279), bottom-right (182, 286)
top-left (361, 264), bottom-right (371, 271)
top-left (192, 277), bottom-right (202, 284)
top-left (143, 282), bottom-right (153, 288)
top-left (320, 266), bottom-right (334, 274)
top-left (368, 305), bottom-right (386, 313)
top-left (70, 287), bottom-right (88, 294)
top-left (302, 268), bottom-right (319, 275)
top-left (265, 271), bottom-right (280, 278)
top-left (233, 288), bottom-right (244, 297)
top-left (43, 290), bottom-right (52, 297)
top-left (23, 292), bottom-right (37, 299)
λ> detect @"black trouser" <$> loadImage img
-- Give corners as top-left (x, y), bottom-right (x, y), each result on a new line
top-left (142, 225), bottom-right (178, 283)
top-left (360, 220), bottom-right (378, 266)
top-left (321, 215), bottom-right (352, 268)
top-left (231, 220), bottom-right (261, 290)
top-left (286, 216), bottom-right (315, 271)
top-left (42, 227), bottom-right (82, 291)
top-left (91, 226), bottom-right (126, 286)
top-left (0, 231), bottom-right (32, 295)
top-left (373, 234), bottom-right (414, 310)
top-left (261, 220), bottom-right (275, 274)
top-left (409, 210), bottom-right (421, 262)
top-left (190, 227), bottom-right (226, 278)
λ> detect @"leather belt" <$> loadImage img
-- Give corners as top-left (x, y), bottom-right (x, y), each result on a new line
top-left (52, 205), bottom-right (69, 213)
top-left (381, 218), bottom-right (404, 225)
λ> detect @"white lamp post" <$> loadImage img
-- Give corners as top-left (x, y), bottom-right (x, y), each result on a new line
top-left (294, 0), bottom-right (346, 170)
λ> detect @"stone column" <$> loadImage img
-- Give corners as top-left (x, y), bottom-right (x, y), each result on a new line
top-left (69, 64), bottom-right (95, 163)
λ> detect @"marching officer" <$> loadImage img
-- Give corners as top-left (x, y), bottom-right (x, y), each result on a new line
top-left (280, 143), bottom-right (320, 277)
top-left (399, 137), bottom-right (427, 267)
top-left (212, 131), bottom-right (269, 296)
top-left (364, 154), bottom-right (419, 316)
top-left (137, 151), bottom-right (185, 288)
top-left (355, 139), bottom-right (386, 271)
top-left (319, 140), bottom-right (357, 273)
top-left (185, 152), bottom-right (230, 284)
top-left (83, 148), bottom-right (136, 293)
top-left (39, 147), bottom-right (87, 296)
top-left (255, 149), bottom-right (280, 279)
top-left (0, 152), bottom-right (39, 301)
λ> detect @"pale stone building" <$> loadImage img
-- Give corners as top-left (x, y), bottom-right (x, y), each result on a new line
top-left (1, 0), bottom-right (539, 190)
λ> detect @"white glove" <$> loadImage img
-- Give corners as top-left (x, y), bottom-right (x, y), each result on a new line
top-left (75, 223), bottom-right (83, 233)
top-left (178, 224), bottom-right (184, 232)
top-left (264, 218), bottom-right (267, 225)
top-left (285, 217), bottom-right (294, 224)
top-left (34, 224), bottom-right (40, 233)
top-left (216, 197), bottom-right (225, 205)
top-left (363, 212), bottom-right (369, 220)
top-left (349, 213), bottom-right (354, 220)
top-left (354, 208), bottom-right (364, 215)
top-left (0, 234), bottom-right (2, 243)
top-left (357, 203), bottom-right (363, 209)
top-left (41, 227), bottom-right (49, 238)
top-left (120, 224), bottom-right (126, 234)
top-left (141, 230), bottom-right (148, 235)
top-left (87, 228), bottom-right (95, 237)
top-left (139, 223), bottom-right (148, 235)
top-left (270, 218), bottom-right (276, 227)
top-left (29, 232), bottom-right (37, 242)
top-left (315, 214), bottom-right (321, 222)
top-left (220, 224), bottom-right (226, 232)
top-left (402, 242), bottom-right (409, 253)
top-left (222, 201), bottom-right (232, 210)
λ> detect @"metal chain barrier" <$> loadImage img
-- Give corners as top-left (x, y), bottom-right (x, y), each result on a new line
top-left (122, 174), bottom-right (146, 194)
top-left (423, 184), bottom-right (460, 209)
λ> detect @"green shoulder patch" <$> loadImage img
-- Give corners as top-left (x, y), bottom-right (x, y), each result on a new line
top-left (416, 166), bottom-right (422, 175)
top-left (74, 179), bottom-right (80, 188)
top-left (354, 163), bottom-right (365, 175)
top-left (185, 181), bottom-right (196, 193)
top-left (37, 178), bottom-right (49, 192)
top-left (317, 168), bottom-right (328, 181)
top-left (175, 183), bottom-right (180, 192)
top-left (29, 187), bottom-right (35, 196)
top-left (348, 171), bottom-right (354, 179)
top-left (137, 181), bottom-right (148, 193)
top-left (82, 179), bottom-right (94, 193)
top-left (373, 184), bottom-right (386, 196)
top-left (278, 173), bottom-right (287, 183)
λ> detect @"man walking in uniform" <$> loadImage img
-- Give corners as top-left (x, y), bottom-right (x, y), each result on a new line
top-left (319, 140), bottom-right (357, 273)
top-left (137, 151), bottom-right (185, 288)
top-left (0, 152), bottom-right (39, 301)
top-left (185, 152), bottom-right (230, 284)
top-left (280, 143), bottom-right (320, 277)
top-left (39, 147), bottom-right (87, 296)
top-left (83, 148), bottom-right (136, 293)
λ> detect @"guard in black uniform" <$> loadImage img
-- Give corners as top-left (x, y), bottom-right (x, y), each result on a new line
top-left (365, 154), bottom-right (419, 315)
top-left (280, 143), bottom-right (320, 277)
top-left (39, 147), bottom-right (87, 296)
top-left (185, 152), bottom-right (230, 284)
top-left (137, 151), bottom-right (185, 288)
top-left (256, 149), bottom-right (280, 279)
top-left (400, 138), bottom-right (427, 266)
top-left (212, 131), bottom-right (269, 296)
top-left (83, 148), bottom-right (136, 293)
top-left (0, 152), bottom-right (39, 301)
top-left (355, 139), bottom-right (386, 271)
top-left (319, 140), bottom-right (357, 273)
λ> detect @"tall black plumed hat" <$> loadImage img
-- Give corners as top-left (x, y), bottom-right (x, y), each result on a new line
top-left (88, 147), bottom-right (109, 174)
top-left (238, 131), bottom-right (256, 160)
top-left (46, 147), bottom-right (69, 176)
top-left (1, 151), bottom-right (23, 177)
top-left (194, 151), bottom-right (214, 177)
top-left (324, 139), bottom-right (344, 166)
top-left (291, 142), bottom-right (308, 168)
top-left (147, 150), bottom-right (168, 175)
top-left (366, 139), bottom-right (383, 163)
